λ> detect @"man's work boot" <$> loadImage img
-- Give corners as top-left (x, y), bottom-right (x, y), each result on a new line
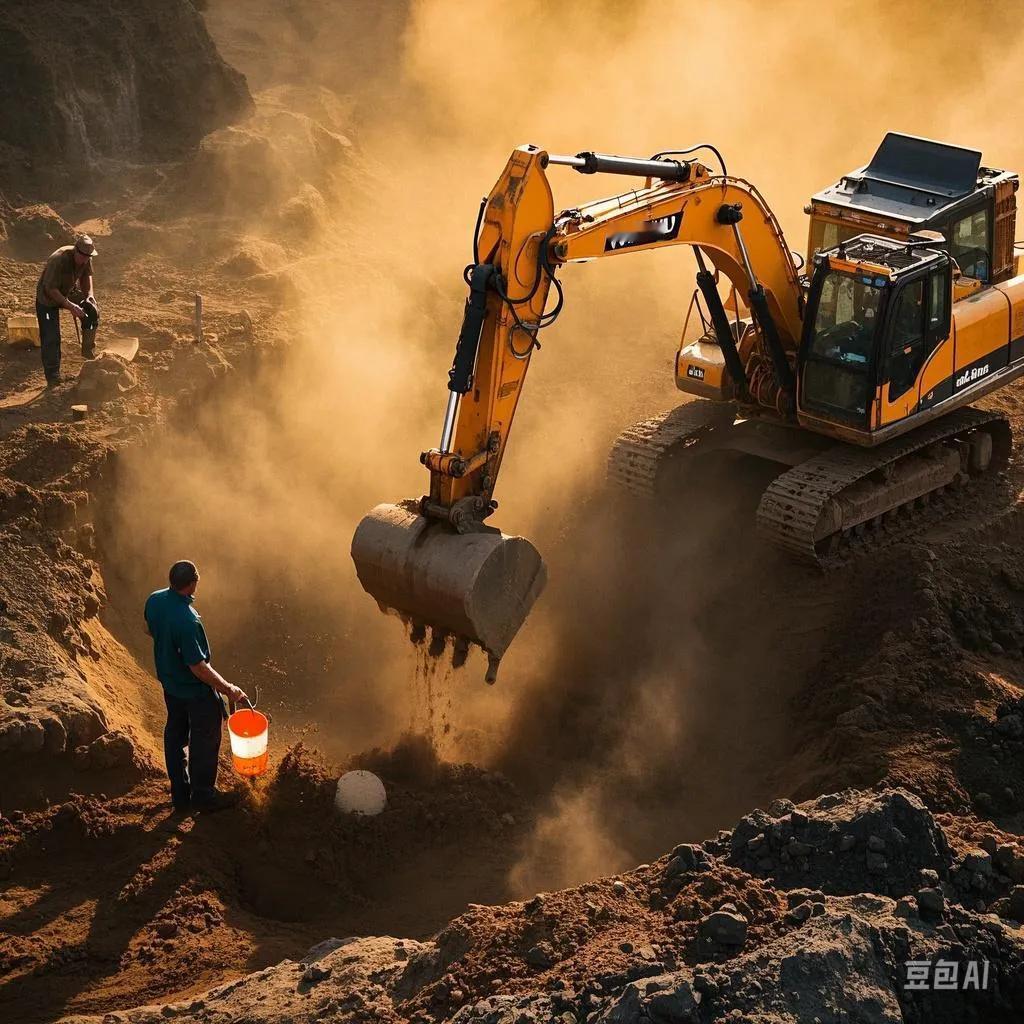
top-left (81, 328), bottom-right (97, 359)
top-left (190, 789), bottom-right (239, 814)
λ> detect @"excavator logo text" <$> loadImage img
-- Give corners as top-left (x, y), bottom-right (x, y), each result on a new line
top-left (956, 362), bottom-right (991, 390)
top-left (604, 207), bottom-right (684, 252)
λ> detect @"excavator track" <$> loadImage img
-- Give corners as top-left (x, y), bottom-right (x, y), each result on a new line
top-left (756, 407), bottom-right (1012, 570)
top-left (607, 400), bottom-right (736, 498)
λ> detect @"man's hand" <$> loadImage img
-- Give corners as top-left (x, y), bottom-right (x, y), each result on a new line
top-left (66, 302), bottom-right (85, 319)
top-left (227, 684), bottom-right (249, 705)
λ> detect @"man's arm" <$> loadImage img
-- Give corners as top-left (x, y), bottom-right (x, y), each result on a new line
top-left (189, 659), bottom-right (247, 704)
top-left (46, 286), bottom-right (84, 318)
top-left (174, 616), bottom-right (247, 704)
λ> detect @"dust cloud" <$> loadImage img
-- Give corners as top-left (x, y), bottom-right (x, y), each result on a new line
top-left (103, 0), bottom-right (1024, 893)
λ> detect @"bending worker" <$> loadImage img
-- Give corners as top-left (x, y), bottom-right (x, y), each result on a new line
top-left (144, 560), bottom-right (249, 813)
top-left (35, 234), bottom-right (100, 386)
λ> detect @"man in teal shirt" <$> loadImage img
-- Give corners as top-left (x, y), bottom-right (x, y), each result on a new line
top-left (144, 560), bottom-right (248, 812)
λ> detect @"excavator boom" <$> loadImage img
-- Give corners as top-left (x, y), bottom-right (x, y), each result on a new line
top-left (351, 144), bottom-right (805, 679)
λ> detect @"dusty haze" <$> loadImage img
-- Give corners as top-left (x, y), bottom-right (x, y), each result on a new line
top-left (106, 0), bottom-right (1024, 893)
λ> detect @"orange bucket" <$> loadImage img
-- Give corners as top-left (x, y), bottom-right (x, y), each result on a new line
top-left (227, 707), bottom-right (269, 778)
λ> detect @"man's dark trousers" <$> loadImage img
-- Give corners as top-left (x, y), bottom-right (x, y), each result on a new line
top-left (163, 689), bottom-right (223, 805)
top-left (36, 303), bottom-right (62, 380)
top-left (36, 300), bottom-right (99, 380)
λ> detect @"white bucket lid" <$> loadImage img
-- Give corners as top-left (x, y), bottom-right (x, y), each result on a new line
top-left (334, 770), bottom-right (387, 816)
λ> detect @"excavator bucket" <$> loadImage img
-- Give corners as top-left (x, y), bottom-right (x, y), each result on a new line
top-left (351, 502), bottom-right (547, 681)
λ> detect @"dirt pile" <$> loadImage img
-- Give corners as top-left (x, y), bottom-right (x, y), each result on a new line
top-left (58, 789), bottom-right (1024, 1023)
top-left (148, 83), bottom-right (356, 233)
top-left (0, 0), bottom-right (251, 197)
top-left (0, 199), bottom-right (76, 261)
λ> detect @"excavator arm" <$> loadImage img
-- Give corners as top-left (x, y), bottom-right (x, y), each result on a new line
top-left (352, 145), bottom-right (805, 679)
top-left (427, 147), bottom-right (804, 521)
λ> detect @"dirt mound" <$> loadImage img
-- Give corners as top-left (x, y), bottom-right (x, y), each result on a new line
top-left (0, 200), bottom-right (75, 260)
top-left (75, 353), bottom-right (138, 404)
top-left (151, 92), bottom-right (353, 226)
top-left (0, 0), bottom-right (251, 197)
top-left (1, 739), bottom-right (530, 1022)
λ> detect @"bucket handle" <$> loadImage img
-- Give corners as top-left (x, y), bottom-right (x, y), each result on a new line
top-left (233, 685), bottom-right (260, 714)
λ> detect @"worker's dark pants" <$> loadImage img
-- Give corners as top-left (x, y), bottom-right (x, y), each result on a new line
top-left (163, 689), bottom-right (223, 805)
top-left (36, 303), bottom-right (62, 381)
top-left (35, 300), bottom-right (99, 380)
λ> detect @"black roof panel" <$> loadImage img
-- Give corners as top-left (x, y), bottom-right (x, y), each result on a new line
top-left (811, 133), bottom-right (996, 225)
top-left (864, 132), bottom-right (981, 199)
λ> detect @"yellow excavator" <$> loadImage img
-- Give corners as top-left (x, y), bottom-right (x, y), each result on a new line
top-left (352, 133), bottom-right (1023, 680)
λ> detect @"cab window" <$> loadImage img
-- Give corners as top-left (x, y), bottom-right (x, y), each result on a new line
top-left (948, 208), bottom-right (990, 282)
top-left (885, 266), bottom-right (951, 405)
top-left (887, 279), bottom-right (925, 401)
top-left (802, 270), bottom-right (884, 423)
top-left (928, 268), bottom-right (948, 334)
top-left (808, 219), bottom-right (861, 257)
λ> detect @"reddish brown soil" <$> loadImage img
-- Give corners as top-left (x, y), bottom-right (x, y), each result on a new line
top-left (0, 744), bottom-right (531, 1023)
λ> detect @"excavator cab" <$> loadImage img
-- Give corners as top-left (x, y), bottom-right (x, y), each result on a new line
top-left (800, 234), bottom-right (951, 433)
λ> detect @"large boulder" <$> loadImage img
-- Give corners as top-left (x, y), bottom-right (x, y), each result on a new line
top-left (728, 788), bottom-right (952, 896)
top-left (75, 353), bottom-right (138, 403)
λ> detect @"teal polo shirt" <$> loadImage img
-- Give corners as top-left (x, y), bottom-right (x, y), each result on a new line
top-left (144, 588), bottom-right (212, 699)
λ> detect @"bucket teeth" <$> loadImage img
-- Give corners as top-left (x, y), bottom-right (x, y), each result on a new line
top-left (485, 654), bottom-right (500, 685)
top-left (428, 628), bottom-right (449, 658)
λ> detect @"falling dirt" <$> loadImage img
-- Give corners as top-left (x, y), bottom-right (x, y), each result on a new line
top-left (4, 1), bottom-right (1024, 1022)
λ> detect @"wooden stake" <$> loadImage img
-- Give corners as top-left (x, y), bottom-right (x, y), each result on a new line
top-left (194, 293), bottom-right (204, 345)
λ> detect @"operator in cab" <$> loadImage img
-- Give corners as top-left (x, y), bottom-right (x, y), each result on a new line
top-left (144, 560), bottom-right (249, 814)
top-left (35, 235), bottom-right (101, 387)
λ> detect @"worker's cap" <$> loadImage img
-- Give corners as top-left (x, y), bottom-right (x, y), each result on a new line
top-left (169, 560), bottom-right (200, 589)
top-left (74, 235), bottom-right (98, 258)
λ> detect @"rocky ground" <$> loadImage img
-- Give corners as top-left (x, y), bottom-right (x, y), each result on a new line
top-left (56, 789), bottom-right (1024, 1023)
top-left (3, 2), bottom-right (1024, 1023)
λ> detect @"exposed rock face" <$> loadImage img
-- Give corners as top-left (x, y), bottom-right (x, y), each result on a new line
top-left (0, 0), bottom-right (252, 195)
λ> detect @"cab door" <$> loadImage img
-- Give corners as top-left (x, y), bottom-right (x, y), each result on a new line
top-left (879, 263), bottom-right (952, 425)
